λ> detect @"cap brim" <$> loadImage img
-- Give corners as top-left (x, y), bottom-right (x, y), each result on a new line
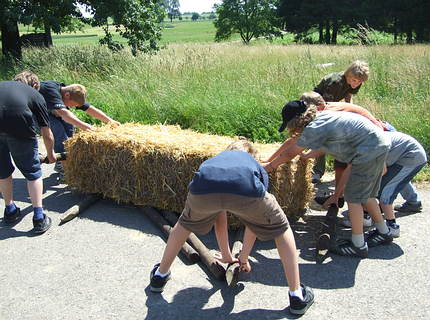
top-left (278, 122), bottom-right (287, 132)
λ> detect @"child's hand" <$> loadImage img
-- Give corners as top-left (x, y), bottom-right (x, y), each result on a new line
top-left (238, 256), bottom-right (251, 273)
top-left (323, 194), bottom-right (339, 209)
top-left (213, 251), bottom-right (238, 264)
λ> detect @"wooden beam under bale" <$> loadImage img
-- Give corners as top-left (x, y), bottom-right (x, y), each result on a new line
top-left (64, 124), bottom-right (314, 226)
top-left (226, 227), bottom-right (245, 287)
top-left (140, 206), bottom-right (200, 264)
top-left (59, 193), bottom-right (101, 225)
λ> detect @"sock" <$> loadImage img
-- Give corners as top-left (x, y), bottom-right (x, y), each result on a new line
top-left (375, 220), bottom-right (389, 234)
top-left (386, 218), bottom-right (396, 224)
top-left (33, 207), bottom-right (44, 220)
top-left (351, 233), bottom-right (365, 248)
top-left (5, 203), bottom-right (17, 214)
top-left (155, 267), bottom-right (170, 278)
top-left (289, 288), bottom-right (304, 301)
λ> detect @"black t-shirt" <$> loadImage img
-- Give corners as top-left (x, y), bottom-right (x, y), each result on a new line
top-left (0, 81), bottom-right (50, 139)
top-left (39, 81), bottom-right (90, 116)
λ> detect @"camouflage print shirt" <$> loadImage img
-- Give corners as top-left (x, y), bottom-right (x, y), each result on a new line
top-left (313, 72), bottom-right (361, 102)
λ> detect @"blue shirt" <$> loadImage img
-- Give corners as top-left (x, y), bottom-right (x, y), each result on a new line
top-left (189, 150), bottom-right (269, 197)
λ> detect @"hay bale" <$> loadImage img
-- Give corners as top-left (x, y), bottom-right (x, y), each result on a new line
top-left (64, 123), bottom-right (313, 225)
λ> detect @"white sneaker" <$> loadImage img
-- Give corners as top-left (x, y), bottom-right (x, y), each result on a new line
top-left (387, 222), bottom-right (400, 238)
top-left (341, 210), bottom-right (373, 228)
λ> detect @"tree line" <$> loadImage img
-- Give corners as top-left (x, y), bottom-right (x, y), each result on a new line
top-left (1, 0), bottom-right (429, 60)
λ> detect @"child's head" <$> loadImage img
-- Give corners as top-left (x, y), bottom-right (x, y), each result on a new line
top-left (300, 91), bottom-right (325, 110)
top-left (344, 60), bottom-right (369, 89)
top-left (286, 105), bottom-right (318, 135)
top-left (14, 70), bottom-right (40, 90)
top-left (61, 84), bottom-right (87, 107)
top-left (225, 140), bottom-right (259, 159)
top-left (278, 100), bottom-right (308, 133)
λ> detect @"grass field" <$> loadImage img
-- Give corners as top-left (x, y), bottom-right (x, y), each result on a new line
top-left (1, 23), bottom-right (429, 180)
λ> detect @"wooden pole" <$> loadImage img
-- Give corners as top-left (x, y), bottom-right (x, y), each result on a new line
top-left (140, 207), bottom-right (200, 264)
top-left (226, 227), bottom-right (244, 286)
top-left (59, 194), bottom-right (101, 225)
top-left (39, 152), bottom-right (67, 164)
top-left (158, 209), bottom-right (225, 280)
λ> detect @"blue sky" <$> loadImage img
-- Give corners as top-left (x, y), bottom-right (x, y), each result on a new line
top-left (179, 0), bottom-right (221, 13)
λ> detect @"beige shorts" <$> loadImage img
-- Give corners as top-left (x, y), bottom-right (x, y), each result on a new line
top-left (178, 192), bottom-right (289, 241)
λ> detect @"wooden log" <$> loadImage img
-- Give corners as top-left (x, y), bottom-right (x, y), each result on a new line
top-left (160, 209), bottom-right (226, 280)
top-left (315, 204), bottom-right (338, 264)
top-left (59, 194), bottom-right (100, 225)
top-left (140, 207), bottom-right (200, 264)
top-left (226, 227), bottom-right (244, 287)
top-left (39, 152), bottom-right (67, 164)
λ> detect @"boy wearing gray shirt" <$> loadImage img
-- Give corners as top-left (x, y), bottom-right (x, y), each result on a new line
top-left (266, 106), bottom-right (394, 258)
top-left (378, 131), bottom-right (427, 238)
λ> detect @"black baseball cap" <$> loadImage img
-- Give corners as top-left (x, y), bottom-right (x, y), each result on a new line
top-left (278, 100), bottom-right (308, 132)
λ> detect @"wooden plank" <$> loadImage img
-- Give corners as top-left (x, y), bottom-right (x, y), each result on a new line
top-left (59, 194), bottom-right (101, 225)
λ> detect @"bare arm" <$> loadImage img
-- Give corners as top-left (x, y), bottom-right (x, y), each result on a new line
top-left (300, 149), bottom-right (325, 160)
top-left (53, 109), bottom-right (93, 131)
top-left (237, 227), bottom-right (257, 272)
top-left (265, 135), bottom-right (299, 162)
top-left (85, 105), bottom-right (120, 126)
top-left (40, 126), bottom-right (56, 163)
top-left (264, 143), bottom-right (305, 173)
top-left (324, 163), bottom-right (352, 208)
top-left (214, 211), bottom-right (235, 263)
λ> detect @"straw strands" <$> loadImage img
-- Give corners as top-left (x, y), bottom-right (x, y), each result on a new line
top-left (65, 123), bottom-right (313, 224)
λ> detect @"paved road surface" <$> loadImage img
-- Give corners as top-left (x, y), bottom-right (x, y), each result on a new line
top-left (1, 162), bottom-right (429, 319)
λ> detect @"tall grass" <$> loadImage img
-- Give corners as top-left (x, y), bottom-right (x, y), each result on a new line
top-left (1, 43), bottom-right (428, 178)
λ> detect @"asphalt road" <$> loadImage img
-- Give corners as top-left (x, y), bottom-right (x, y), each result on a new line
top-left (1, 161), bottom-right (429, 320)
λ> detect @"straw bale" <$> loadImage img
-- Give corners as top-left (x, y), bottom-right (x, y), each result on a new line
top-left (64, 123), bottom-right (313, 226)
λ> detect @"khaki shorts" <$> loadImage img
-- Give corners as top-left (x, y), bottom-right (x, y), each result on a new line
top-left (178, 192), bottom-right (289, 241)
top-left (344, 152), bottom-right (387, 203)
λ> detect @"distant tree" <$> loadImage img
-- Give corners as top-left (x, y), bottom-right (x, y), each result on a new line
top-left (191, 12), bottom-right (200, 21)
top-left (0, 0), bottom-right (165, 59)
top-left (208, 12), bottom-right (216, 20)
top-left (214, 0), bottom-right (280, 44)
top-left (163, 0), bottom-right (180, 22)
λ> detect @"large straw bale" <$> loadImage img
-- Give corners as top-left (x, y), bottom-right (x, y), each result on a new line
top-left (64, 123), bottom-right (313, 225)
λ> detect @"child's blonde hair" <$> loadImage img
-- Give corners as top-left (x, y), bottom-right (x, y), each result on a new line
top-left (300, 91), bottom-right (325, 107)
top-left (344, 60), bottom-right (369, 81)
top-left (14, 70), bottom-right (40, 90)
top-left (287, 105), bottom-right (318, 134)
top-left (63, 84), bottom-right (87, 105)
top-left (225, 140), bottom-right (259, 159)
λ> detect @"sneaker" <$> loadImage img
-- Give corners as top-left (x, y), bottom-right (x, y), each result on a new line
top-left (386, 221), bottom-right (400, 238)
top-left (311, 173), bottom-right (321, 184)
top-left (314, 195), bottom-right (345, 208)
top-left (329, 239), bottom-right (368, 258)
top-left (289, 284), bottom-right (314, 315)
top-left (341, 211), bottom-right (372, 228)
top-left (3, 207), bottom-right (22, 224)
top-left (33, 214), bottom-right (52, 234)
top-left (394, 201), bottom-right (422, 213)
top-left (365, 229), bottom-right (393, 248)
top-left (54, 162), bottom-right (64, 174)
top-left (150, 263), bottom-right (171, 293)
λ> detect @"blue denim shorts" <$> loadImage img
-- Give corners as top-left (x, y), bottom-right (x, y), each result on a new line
top-left (0, 133), bottom-right (42, 181)
top-left (49, 114), bottom-right (74, 153)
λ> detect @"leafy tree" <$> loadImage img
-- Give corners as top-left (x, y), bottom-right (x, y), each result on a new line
top-left (191, 12), bottom-right (200, 21)
top-left (1, 0), bottom-right (165, 60)
top-left (162, 0), bottom-right (180, 22)
top-left (214, 0), bottom-right (280, 44)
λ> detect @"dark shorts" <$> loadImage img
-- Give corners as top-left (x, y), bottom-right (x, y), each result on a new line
top-left (178, 192), bottom-right (290, 241)
top-left (49, 114), bottom-right (74, 153)
top-left (0, 133), bottom-right (41, 181)
top-left (334, 159), bottom-right (347, 169)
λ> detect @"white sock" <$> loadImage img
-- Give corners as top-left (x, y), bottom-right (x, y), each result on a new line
top-left (351, 234), bottom-right (365, 248)
top-left (289, 288), bottom-right (304, 301)
top-left (155, 267), bottom-right (170, 278)
top-left (375, 220), bottom-right (389, 234)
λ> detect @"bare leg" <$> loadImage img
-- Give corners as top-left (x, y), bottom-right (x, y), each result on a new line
top-left (380, 203), bottom-right (395, 220)
top-left (365, 198), bottom-right (384, 223)
top-left (214, 211), bottom-right (235, 263)
top-left (274, 227), bottom-right (300, 291)
top-left (27, 178), bottom-right (43, 208)
top-left (158, 223), bottom-right (191, 274)
top-left (0, 176), bottom-right (13, 205)
top-left (347, 202), bottom-right (364, 235)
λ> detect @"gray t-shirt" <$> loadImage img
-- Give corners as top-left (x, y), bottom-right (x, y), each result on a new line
top-left (297, 111), bottom-right (390, 164)
top-left (385, 131), bottom-right (427, 167)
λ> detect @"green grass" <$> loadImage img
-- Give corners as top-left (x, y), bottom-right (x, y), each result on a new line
top-left (0, 42), bottom-right (428, 180)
